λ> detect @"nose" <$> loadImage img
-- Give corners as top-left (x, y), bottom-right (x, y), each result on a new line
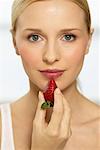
top-left (43, 41), bottom-right (61, 64)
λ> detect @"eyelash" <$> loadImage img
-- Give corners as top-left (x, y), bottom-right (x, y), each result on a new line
top-left (28, 34), bottom-right (42, 42)
top-left (27, 33), bottom-right (76, 42)
top-left (61, 34), bottom-right (76, 42)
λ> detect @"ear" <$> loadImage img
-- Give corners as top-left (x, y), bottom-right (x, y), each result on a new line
top-left (10, 29), bottom-right (20, 55)
top-left (85, 28), bottom-right (94, 54)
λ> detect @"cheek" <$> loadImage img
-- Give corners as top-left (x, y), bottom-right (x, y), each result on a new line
top-left (63, 47), bottom-right (86, 71)
top-left (63, 41), bottom-right (87, 66)
top-left (69, 50), bottom-right (85, 66)
top-left (19, 47), bottom-right (41, 68)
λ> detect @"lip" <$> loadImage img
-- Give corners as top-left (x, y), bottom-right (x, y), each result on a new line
top-left (40, 69), bottom-right (65, 79)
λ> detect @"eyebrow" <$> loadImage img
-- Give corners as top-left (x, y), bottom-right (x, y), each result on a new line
top-left (23, 28), bottom-right (42, 32)
top-left (23, 28), bottom-right (82, 34)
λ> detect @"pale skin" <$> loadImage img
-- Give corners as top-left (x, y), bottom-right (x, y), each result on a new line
top-left (0, 0), bottom-right (100, 150)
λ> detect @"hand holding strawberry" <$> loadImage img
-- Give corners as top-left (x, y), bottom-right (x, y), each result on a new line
top-left (31, 88), bottom-right (71, 150)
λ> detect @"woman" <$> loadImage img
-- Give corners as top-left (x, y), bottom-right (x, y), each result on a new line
top-left (0, 0), bottom-right (99, 149)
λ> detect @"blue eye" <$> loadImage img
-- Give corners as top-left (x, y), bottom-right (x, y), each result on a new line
top-left (62, 34), bottom-right (76, 41)
top-left (28, 34), bottom-right (42, 42)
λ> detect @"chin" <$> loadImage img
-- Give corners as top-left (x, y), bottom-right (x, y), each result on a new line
top-left (29, 77), bottom-right (48, 91)
top-left (56, 78), bottom-right (76, 91)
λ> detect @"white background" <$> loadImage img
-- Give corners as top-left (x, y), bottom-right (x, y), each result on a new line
top-left (0, 0), bottom-right (100, 104)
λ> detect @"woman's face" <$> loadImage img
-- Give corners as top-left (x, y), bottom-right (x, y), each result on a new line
top-left (14, 0), bottom-right (91, 91)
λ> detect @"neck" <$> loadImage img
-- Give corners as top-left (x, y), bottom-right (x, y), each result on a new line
top-left (63, 80), bottom-right (82, 113)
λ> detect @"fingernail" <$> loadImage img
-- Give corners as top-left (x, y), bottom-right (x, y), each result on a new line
top-left (55, 88), bottom-right (61, 94)
top-left (39, 91), bottom-right (43, 98)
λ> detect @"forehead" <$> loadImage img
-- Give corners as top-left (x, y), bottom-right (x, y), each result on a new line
top-left (17, 0), bottom-right (86, 30)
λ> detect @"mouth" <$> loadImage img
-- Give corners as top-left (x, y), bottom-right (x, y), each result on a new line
top-left (39, 69), bottom-right (65, 79)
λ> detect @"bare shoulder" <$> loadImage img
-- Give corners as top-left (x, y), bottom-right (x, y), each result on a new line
top-left (85, 98), bottom-right (100, 120)
top-left (86, 99), bottom-right (100, 129)
top-left (78, 95), bottom-right (100, 135)
top-left (84, 103), bottom-right (99, 149)
top-left (81, 95), bottom-right (100, 120)
top-left (69, 97), bottom-right (100, 149)
top-left (81, 97), bottom-right (100, 144)
top-left (85, 100), bottom-right (100, 130)
top-left (64, 97), bottom-right (99, 150)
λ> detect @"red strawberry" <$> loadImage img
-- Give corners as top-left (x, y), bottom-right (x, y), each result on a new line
top-left (41, 79), bottom-right (57, 109)
top-left (43, 79), bottom-right (57, 102)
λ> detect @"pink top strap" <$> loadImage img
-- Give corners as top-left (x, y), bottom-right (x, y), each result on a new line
top-left (0, 103), bottom-right (15, 150)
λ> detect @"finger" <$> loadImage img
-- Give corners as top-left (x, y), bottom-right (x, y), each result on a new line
top-left (60, 95), bottom-right (71, 138)
top-left (47, 88), bottom-right (64, 134)
top-left (34, 91), bottom-right (46, 126)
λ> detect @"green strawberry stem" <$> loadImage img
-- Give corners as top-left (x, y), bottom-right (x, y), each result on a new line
top-left (41, 101), bottom-right (54, 109)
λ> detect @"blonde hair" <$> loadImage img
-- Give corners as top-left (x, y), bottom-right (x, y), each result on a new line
top-left (11, 0), bottom-right (91, 33)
